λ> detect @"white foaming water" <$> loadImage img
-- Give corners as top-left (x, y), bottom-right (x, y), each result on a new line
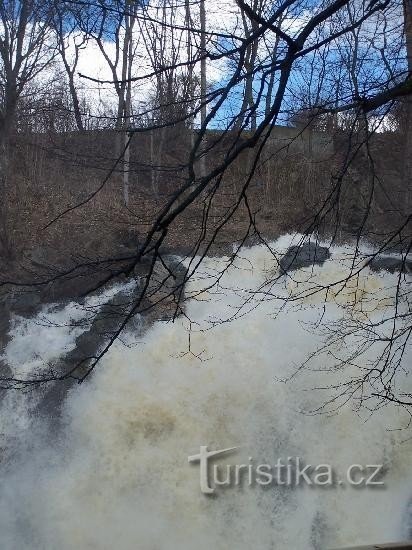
top-left (3, 280), bottom-right (137, 373)
top-left (0, 237), bottom-right (411, 550)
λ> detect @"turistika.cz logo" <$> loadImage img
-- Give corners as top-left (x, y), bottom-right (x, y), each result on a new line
top-left (188, 446), bottom-right (385, 494)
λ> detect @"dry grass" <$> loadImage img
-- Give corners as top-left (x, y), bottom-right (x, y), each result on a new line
top-left (2, 126), bottom-right (409, 288)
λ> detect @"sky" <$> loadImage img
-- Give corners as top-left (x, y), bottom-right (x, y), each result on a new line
top-left (2, 0), bottom-right (405, 130)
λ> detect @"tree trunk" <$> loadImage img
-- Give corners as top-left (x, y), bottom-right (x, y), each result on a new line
top-left (199, 0), bottom-right (207, 176)
top-left (403, 0), bottom-right (412, 214)
top-left (123, 10), bottom-right (134, 207)
top-left (0, 84), bottom-right (18, 258)
top-left (200, 0), bottom-right (207, 127)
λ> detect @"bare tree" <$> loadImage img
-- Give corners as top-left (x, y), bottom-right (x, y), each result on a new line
top-left (74, 0), bottom-right (139, 204)
top-left (403, 0), bottom-right (412, 209)
top-left (236, 0), bottom-right (262, 131)
top-left (199, 0), bottom-right (206, 127)
top-left (0, 0), bottom-right (56, 256)
top-left (52, 1), bottom-right (87, 131)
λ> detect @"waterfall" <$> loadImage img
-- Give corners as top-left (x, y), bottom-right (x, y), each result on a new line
top-left (0, 236), bottom-right (411, 549)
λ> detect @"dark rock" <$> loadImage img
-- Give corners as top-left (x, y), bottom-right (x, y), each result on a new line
top-left (369, 256), bottom-right (412, 274)
top-left (133, 253), bottom-right (186, 307)
top-left (279, 242), bottom-right (331, 274)
top-left (36, 264), bottom-right (132, 305)
top-left (34, 282), bottom-right (142, 427)
top-left (3, 290), bottom-right (42, 317)
top-left (21, 241), bottom-right (136, 306)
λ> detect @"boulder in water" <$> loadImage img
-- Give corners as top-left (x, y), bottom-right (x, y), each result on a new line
top-left (279, 242), bottom-right (331, 274)
top-left (369, 256), bottom-right (412, 274)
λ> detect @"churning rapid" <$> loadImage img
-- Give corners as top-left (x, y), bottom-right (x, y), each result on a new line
top-left (0, 235), bottom-right (411, 550)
